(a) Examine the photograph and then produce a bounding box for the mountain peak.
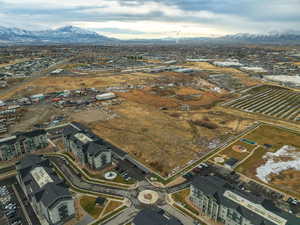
[0,25,115,44]
[55,25,97,35]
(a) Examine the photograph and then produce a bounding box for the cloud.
[0,0,299,38]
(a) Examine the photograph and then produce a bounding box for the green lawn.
[80,196,104,219]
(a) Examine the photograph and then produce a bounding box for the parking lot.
[0,177,40,225]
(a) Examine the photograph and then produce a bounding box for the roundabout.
[137,190,159,205]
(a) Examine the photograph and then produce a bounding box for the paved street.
[161,205,196,225]
[102,207,138,225]
[48,155,199,224]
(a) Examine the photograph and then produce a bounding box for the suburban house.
[132,207,183,225]
[0,129,48,161]
[16,154,75,225]
[190,175,298,225]
[62,122,113,170]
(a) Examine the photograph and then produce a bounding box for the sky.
[0,0,300,39]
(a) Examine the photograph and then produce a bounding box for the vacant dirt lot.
[89,88,253,176]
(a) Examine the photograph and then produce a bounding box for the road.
[48,155,197,224]
[102,207,138,225]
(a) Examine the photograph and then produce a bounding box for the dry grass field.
[89,88,253,176]
[1,69,255,176]
[232,125,300,198]
[1,73,161,99]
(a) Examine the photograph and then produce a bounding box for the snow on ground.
[256,145,300,183]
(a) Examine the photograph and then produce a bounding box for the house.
[62,122,113,170]
[132,207,183,225]
[190,175,298,225]
[16,155,75,225]
[224,157,239,170]
[0,129,48,161]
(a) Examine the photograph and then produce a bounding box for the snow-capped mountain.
[222,31,300,43]
[0,26,116,44]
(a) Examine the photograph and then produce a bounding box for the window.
[58,204,69,220]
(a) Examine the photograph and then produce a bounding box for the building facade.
[16,155,75,225]
[190,175,298,225]
[62,122,113,170]
[0,129,48,161]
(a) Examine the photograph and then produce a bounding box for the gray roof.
[36,182,72,208]
[224,157,239,167]
[86,142,109,156]
[192,175,299,225]
[0,129,46,145]
[133,208,182,225]
[17,154,72,209]
[64,122,127,158]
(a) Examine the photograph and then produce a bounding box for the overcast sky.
[1,0,300,39]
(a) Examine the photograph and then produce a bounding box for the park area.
[211,124,300,199]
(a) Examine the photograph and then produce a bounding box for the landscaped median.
[47,152,136,189]
[80,195,105,219]
[90,205,127,225]
[51,160,124,200]
[52,161,129,224]
[79,194,126,225]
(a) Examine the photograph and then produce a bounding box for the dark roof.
[19,129,46,137]
[86,142,109,156]
[0,129,46,145]
[65,122,127,159]
[224,157,239,167]
[36,182,72,208]
[16,154,48,171]
[95,197,106,205]
[192,175,299,225]
[133,208,182,225]
[17,154,72,209]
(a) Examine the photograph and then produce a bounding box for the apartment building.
[16,155,75,225]
[190,175,298,225]
[62,122,113,170]
[0,129,48,160]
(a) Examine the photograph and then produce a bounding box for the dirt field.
[1,69,255,176]
[89,88,253,176]
[1,73,161,99]
[71,109,111,123]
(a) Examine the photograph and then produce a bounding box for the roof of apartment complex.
[0,129,46,145]
[63,122,127,158]
[16,154,72,209]
[133,208,183,225]
[192,175,299,225]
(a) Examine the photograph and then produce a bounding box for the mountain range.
[0,25,300,45]
[0,26,115,45]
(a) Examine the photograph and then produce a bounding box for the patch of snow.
[256,145,300,183]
